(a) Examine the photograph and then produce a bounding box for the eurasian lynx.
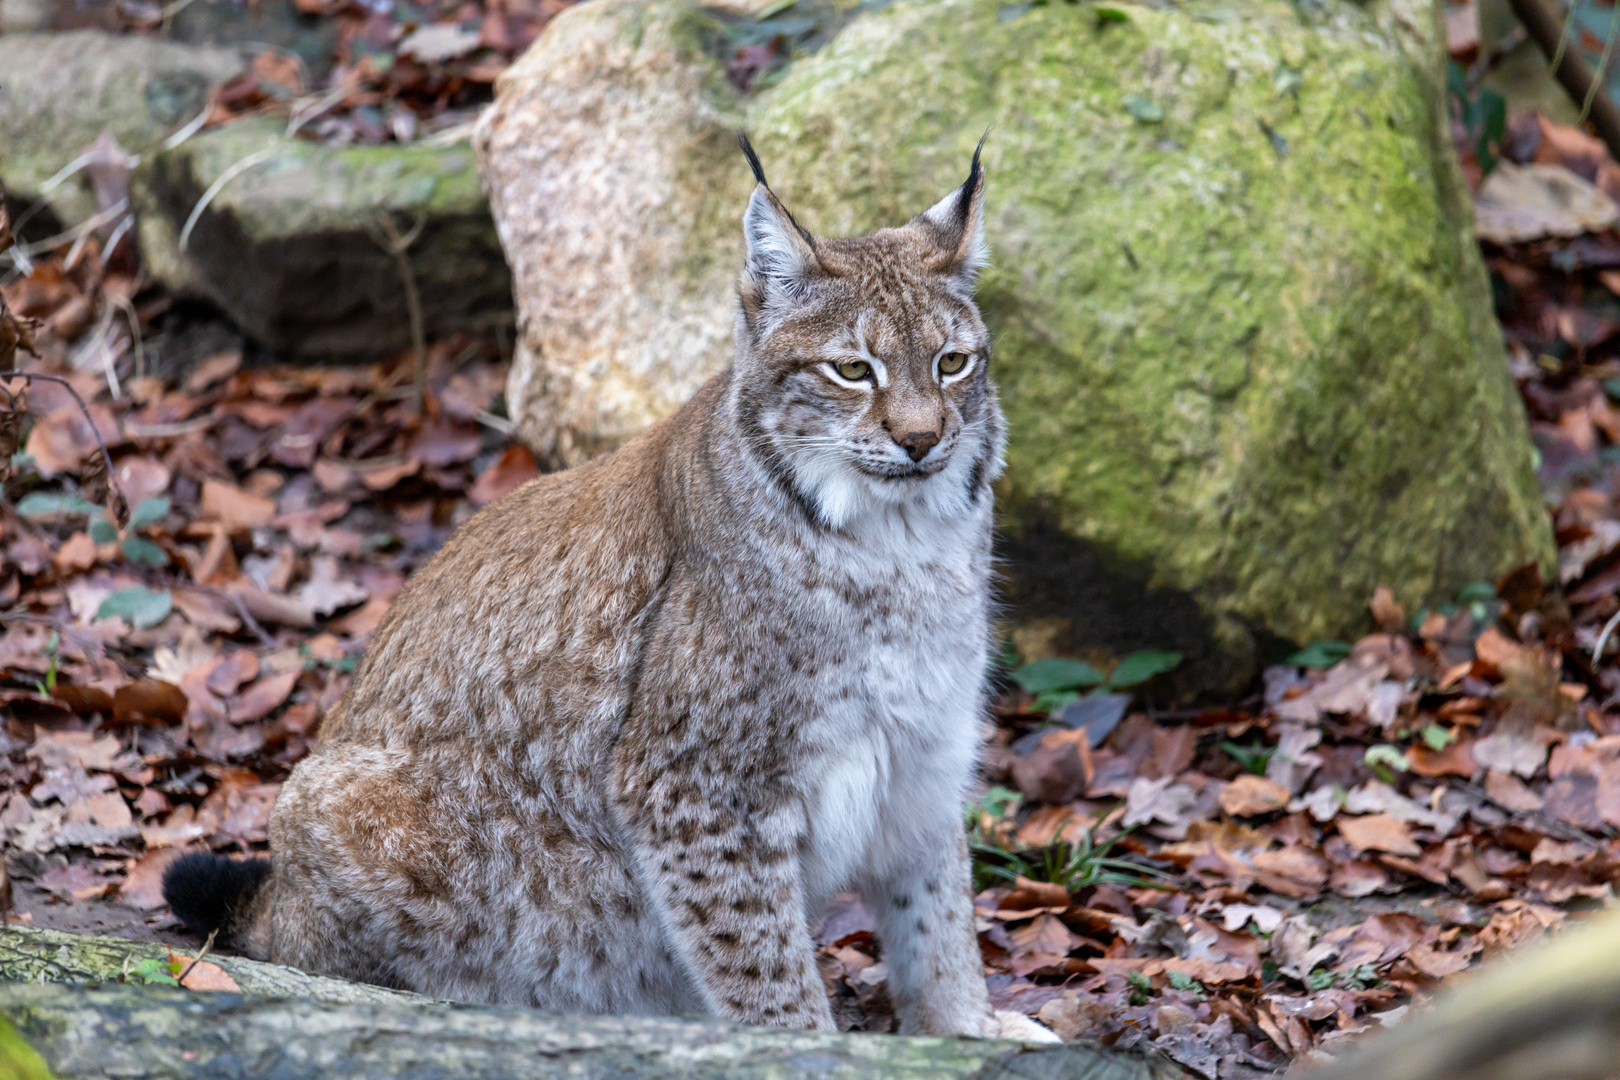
[165,137,1051,1040]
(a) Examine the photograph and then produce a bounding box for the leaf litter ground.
[10,88,1620,1080]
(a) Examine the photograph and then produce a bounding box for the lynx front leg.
[866,828,997,1037]
[616,777,834,1031]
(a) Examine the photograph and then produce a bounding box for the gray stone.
[0,30,244,225]
[133,117,512,360]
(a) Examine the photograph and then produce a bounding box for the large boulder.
[134,118,512,361]
[476,0,1553,689]
[0,31,243,224]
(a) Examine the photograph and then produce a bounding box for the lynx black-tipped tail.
[161,852,271,950]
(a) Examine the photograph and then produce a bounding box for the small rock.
[134,118,512,361]
[0,31,244,225]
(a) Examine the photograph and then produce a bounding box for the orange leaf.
[168,951,241,992]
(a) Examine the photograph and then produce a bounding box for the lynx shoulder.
[164,136,1049,1040]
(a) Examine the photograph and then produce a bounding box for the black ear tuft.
[953,129,989,226]
[737,131,768,187]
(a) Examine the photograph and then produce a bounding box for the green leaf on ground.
[119,537,169,568]
[96,587,172,629]
[1108,650,1182,688]
[1011,657,1106,694]
[1286,640,1352,668]
[128,496,171,530]
[14,492,100,518]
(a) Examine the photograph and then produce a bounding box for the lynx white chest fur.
[164,137,1052,1041]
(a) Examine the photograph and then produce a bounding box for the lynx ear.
[920,137,988,283]
[742,185,818,303]
[737,133,819,316]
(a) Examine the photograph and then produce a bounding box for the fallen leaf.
[470,445,538,505]
[1337,813,1421,857]
[296,555,370,617]
[169,951,241,992]
[118,847,183,910]
[1012,728,1093,804]
[1219,774,1291,817]
[226,671,299,724]
[1474,162,1619,243]
[53,532,97,572]
[1122,776,1201,839]
[201,480,277,532]
[111,679,187,726]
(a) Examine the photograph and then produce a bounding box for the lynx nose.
[895,429,941,462]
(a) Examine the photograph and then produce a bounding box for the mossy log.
[0,926,1178,1080]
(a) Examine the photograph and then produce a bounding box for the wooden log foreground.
[0,926,1182,1080]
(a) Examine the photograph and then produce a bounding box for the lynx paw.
[993,1010,1063,1044]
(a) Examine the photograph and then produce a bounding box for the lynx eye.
[835,360,872,381]
[939,352,970,376]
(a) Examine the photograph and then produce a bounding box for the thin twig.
[220,589,277,648]
[1511,0,1620,160]
[106,292,147,381]
[0,370,123,513]
[1582,0,1620,123]
[370,210,429,414]
[1593,607,1620,664]
[176,927,219,986]
[179,149,276,252]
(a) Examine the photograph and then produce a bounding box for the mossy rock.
[133,117,512,361]
[0,31,243,225]
[482,0,1553,691]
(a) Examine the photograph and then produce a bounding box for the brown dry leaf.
[1010,877,1070,909]
[1008,912,1081,957]
[1407,738,1478,778]
[1122,776,1202,839]
[1369,586,1405,632]
[225,580,315,628]
[1477,900,1565,954]
[1251,845,1329,898]
[53,532,98,573]
[118,847,183,910]
[206,651,259,697]
[169,951,242,992]
[1484,768,1545,812]
[184,351,242,393]
[1403,941,1477,979]
[201,480,277,532]
[1474,162,1618,243]
[51,684,114,717]
[1336,913,1431,970]
[296,555,370,617]
[1331,859,1390,898]
[1337,814,1421,857]
[226,671,299,724]
[1016,804,1085,848]
[111,679,187,726]
[1471,731,1549,777]
[1474,626,1527,669]
[113,456,172,507]
[27,730,122,772]
[470,444,539,505]
[1012,728,1093,805]
[1219,774,1291,817]
[65,790,133,829]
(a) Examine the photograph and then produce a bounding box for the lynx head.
[729,136,1005,531]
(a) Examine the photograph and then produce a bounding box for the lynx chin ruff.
[164,137,1053,1041]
